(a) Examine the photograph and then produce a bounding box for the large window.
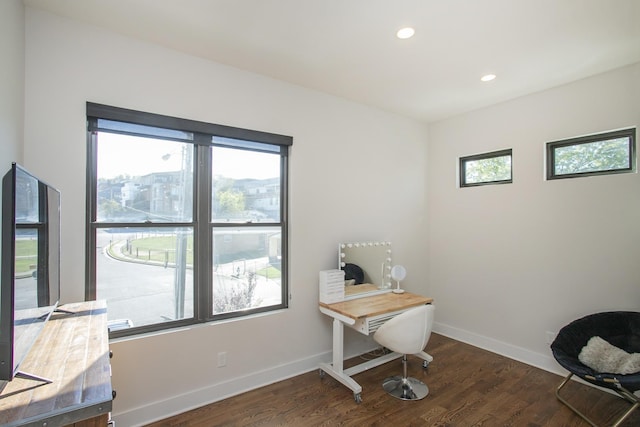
[546,128,636,180]
[86,103,292,337]
[459,149,512,187]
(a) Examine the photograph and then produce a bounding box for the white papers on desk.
[319,269,345,303]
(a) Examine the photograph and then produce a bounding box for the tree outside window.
[460,149,512,187]
[86,103,291,337]
[547,128,636,180]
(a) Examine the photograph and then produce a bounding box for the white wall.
[20,4,640,426]
[0,0,23,167]
[428,63,640,372]
[0,0,25,272]
[23,8,429,426]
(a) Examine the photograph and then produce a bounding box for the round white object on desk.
[391,265,406,293]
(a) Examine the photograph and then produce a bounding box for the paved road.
[96,230,282,328]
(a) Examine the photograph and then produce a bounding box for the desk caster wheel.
[354,393,362,404]
[319,369,325,378]
[422,360,429,369]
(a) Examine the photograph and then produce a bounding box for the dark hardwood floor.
[146,333,640,426]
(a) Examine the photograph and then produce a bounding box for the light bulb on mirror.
[390,265,406,294]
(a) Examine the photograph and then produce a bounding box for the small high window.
[546,128,636,180]
[459,149,512,187]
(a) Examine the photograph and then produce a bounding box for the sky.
[97,132,279,180]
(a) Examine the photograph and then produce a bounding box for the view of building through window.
[92,130,285,332]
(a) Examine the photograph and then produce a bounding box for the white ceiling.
[24,0,640,123]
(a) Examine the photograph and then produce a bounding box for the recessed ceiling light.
[481,74,497,82]
[396,27,415,39]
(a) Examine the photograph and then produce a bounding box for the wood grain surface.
[0,300,112,427]
[146,333,640,427]
[320,291,433,319]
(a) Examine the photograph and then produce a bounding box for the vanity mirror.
[338,241,392,299]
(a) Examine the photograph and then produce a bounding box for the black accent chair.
[551,311,640,427]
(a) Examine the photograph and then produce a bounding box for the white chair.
[373,304,435,400]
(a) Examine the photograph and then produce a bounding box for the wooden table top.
[344,283,378,296]
[319,291,433,320]
[0,300,112,427]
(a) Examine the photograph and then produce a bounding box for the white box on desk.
[319,269,345,303]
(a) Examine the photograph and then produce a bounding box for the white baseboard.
[112,322,571,426]
[432,321,565,376]
[433,322,631,398]
[111,351,331,427]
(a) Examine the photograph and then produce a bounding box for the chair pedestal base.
[382,375,429,400]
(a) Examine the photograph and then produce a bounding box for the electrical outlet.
[217,351,227,367]
[545,331,556,345]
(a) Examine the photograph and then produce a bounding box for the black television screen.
[0,163,60,382]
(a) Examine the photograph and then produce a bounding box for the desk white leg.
[318,318,363,400]
[332,317,343,372]
[318,363,363,398]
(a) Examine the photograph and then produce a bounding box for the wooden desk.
[320,292,432,320]
[0,300,113,427]
[319,291,433,402]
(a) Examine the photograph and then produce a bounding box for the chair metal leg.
[555,372,640,427]
[381,355,429,401]
[556,373,598,427]
[610,385,640,427]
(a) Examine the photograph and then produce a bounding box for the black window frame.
[85,102,292,337]
[546,128,636,180]
[459,149,513,188]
